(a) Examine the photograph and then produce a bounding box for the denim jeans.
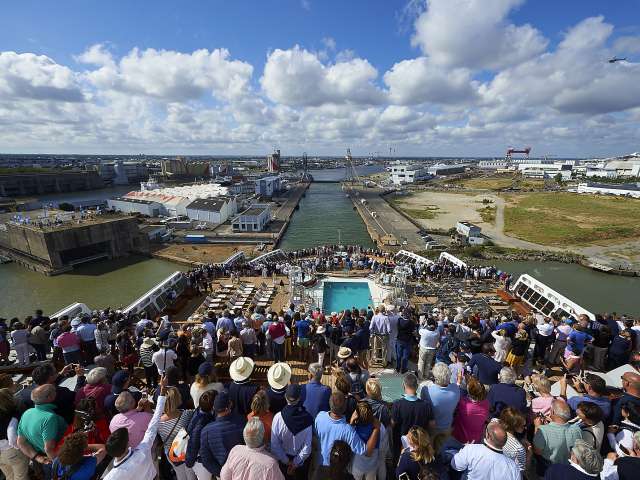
[396,341,410,373]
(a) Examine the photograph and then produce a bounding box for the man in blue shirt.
[216,311,235,334]
[199,391,245,478]
[314,391,379,472]
[468,343,502,385]
[561,374,611,418]
[295,315,312,361]
[567,327,593,355]
[302,363,330,417]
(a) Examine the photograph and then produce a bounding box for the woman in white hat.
[266,362,292,415]
[227,356,259,417]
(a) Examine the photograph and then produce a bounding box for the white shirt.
[451,443,520,480]
[370,314,390,335]
[418,327,440,349]
[270,411,313,467]
[103,396,166,480]
[190,382,224,409]
[0,417,18,451]
[538,323,554,336]
[202,332,214,352]
[152,348,177,375]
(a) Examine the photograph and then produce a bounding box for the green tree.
[58,202,75,212]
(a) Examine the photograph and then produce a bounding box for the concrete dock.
[347,186,425,251]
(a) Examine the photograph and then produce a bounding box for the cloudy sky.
[2,0,639,157]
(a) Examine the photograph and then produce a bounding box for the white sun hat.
[229,356,255,382]
[267,362,292,390]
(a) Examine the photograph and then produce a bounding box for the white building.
[428,164,466,176]
[478,160,510,170]
[255,176,281,197]
[185,197,238,224]
[390,163,431,185]
[603,159,640,177]
[517,162,573,180]
[456,221,481,238]
[107,197,163,216]
[123,183,231,217]
[576,182,640,199]
[585,169,618,179]
[232,204,271,232]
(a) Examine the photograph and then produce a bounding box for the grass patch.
[477,205,496,223]
[444,175,545,191]
[503,192,640,246]
[390,198,441,220]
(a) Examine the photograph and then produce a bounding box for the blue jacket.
[199,414,245,476]
[302,381,331,418]
[185,409,215,468]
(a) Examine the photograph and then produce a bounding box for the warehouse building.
[184,197,237,224]
[390,163,432,185]
[232,204,271,232]
[576,182,640,199]
[255,176,281,198]
[107,197,163,216]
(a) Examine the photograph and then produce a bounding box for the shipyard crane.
[344,148,362,186]
[506,146,531,159]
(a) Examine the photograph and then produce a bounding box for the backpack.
[168,427,189,464]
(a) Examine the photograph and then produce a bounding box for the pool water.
[322,281,373,313]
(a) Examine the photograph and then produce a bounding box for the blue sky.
[1,0,639,156]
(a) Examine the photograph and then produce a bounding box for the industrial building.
[517,162,573,180]
[107,197,163,216]
[390,163,432,185]
[122,183,231,218]
[267,149,281,173]
[0,214,149,275]
[185,197,237,224]
[161,157,210,178]
[255,176,281,198]
[576,182,640,199]
[97,161,149,185]
[428,164,467,176]
[455,221,485,245]
[0,171,104,197]
[232,204,271,232]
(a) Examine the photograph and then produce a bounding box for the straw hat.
[142,337,156,347]
[229,356,255,382]
[316,325,326,334]
[267,362,292,390]
[337,347,352,359]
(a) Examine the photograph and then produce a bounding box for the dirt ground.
[153,243,264,264]
[394,190,500,231]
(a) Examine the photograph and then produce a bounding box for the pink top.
[110,410,153,448]
[56,332,81,351]
[452,396,490,443]
[531,395,563,416]
[220,445,284,480]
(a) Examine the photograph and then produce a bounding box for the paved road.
[481,197,563,252]
[351,187,425,250]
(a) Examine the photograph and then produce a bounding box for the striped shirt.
[139,345,155,367]
[503,433,526,471]
[158,409,194,453]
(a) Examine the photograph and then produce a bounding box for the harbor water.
[0,256,187,318]
[491,260,640,316]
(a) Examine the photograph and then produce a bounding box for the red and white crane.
[506,146,531,159]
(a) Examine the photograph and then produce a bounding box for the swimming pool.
[322,281,373,313]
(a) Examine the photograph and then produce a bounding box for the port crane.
[505,146,531,159]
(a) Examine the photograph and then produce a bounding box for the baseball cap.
[213,391,231,411]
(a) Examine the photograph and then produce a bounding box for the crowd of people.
[0,251,639,479]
